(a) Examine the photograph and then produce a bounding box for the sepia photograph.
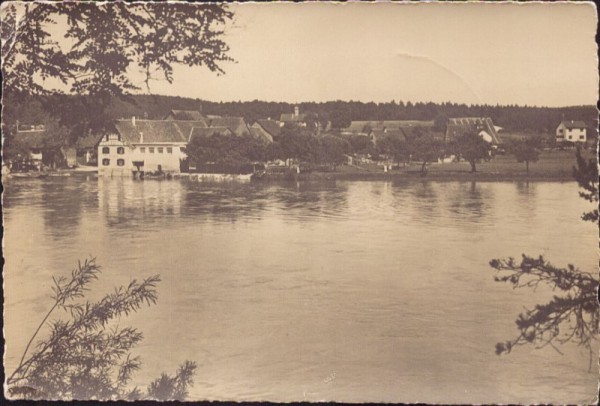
[1,1,598,403]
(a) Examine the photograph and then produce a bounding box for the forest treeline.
[9,93,598,134]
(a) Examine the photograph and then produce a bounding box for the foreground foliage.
[7,258,197,400]
[489,148,598,368]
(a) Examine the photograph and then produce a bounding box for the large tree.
[410,133,444,176]
[509,137,542,173]
[1,2,234,136]
[452,133,492,172]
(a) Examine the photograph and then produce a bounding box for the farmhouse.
[555,120,586,143]
[98,117,193,176]
[445,117,500,144]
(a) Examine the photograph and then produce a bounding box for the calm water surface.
[3,177,598,403]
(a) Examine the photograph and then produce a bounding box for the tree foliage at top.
[489,148,599,368]
[1,2,233,97]
[6,258,197,401]
[1,1,234,142]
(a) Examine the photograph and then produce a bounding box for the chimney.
[294,106,299,117]
[143,111,148,119]
[132,116,136,127]
[140,131,143,144]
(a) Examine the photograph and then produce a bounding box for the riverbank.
[262,150,587,182]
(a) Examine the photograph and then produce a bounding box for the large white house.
[98,117,205,176]
[556,120,587,143]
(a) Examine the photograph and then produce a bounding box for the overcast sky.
[10,2,598,107]
[137,2,598,107]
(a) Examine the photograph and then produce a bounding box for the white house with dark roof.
[98,117,193,176]
[556,120,587,143]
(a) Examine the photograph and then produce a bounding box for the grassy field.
[297,150,595,182]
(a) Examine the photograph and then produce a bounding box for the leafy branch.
[490,255,598,366]
[7,257,197,401]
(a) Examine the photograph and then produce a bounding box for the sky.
[136,2,598,107]
[4,1,598,107]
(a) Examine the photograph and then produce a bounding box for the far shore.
[261,150,586,183]
[7,150,590,183]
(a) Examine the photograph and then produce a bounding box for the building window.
[158,147,164,153]
[580,135,585,140]
[117,147,125,154]
[117,159,125,166]
[180,147,187,153]
[140,147,146,153]
[167,147,172,154]
[102,158,110,166]
[102,147,110,154]
[149,147,155,153]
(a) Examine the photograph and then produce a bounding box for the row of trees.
[185,127,502,175]
[185,126,550,175]
[186,128,350,169]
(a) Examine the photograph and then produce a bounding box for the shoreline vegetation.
[5,150,586,183]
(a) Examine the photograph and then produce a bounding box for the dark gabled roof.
[171,120,209,140]
[348,120,434,133]
[76,133,103,149]
[114,120,188,144]
[189,127,233,142]
[560,120,587,129]
[248,126,273,144]
[256,119,282,138]
[165,110,205,121]
[280,113,307,122]
[208,117,249,136]
[446,117,500,144]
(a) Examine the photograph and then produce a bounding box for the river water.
[3,177,598,403]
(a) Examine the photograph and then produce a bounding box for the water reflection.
[3,177,597,404]
[446,182,494,224]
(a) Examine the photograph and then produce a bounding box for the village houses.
[555,120,587,144]
[97,110,269,176]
